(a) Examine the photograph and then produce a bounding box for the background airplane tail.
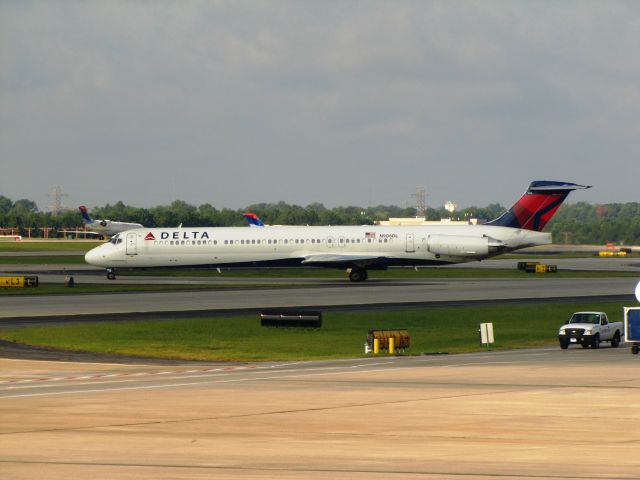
[243,212,265,227]
[79,206,94,224]
[487,181,590,231]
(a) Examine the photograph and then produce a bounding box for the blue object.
[627,309,640,341]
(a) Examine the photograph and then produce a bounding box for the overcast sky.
[1,1,639,212]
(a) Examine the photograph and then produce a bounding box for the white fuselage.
[85,224,551,269]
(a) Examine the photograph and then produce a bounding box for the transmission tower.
[411,186,427,218]
[47,186,68,214]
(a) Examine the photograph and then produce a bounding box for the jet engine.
[427,234,505,257]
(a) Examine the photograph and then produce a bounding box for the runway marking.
[0,359,398,388]
[0,363,426,398]
[1,361,400,393]
[2,359,637,400]
[0,364,257,385]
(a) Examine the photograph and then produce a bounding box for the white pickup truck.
[558,311,623,349]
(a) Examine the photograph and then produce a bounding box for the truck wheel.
[632,345,639,355]
[591,334,600,349]
[611,332,620,348]
[559,340,569,350]
[581,341,590,349]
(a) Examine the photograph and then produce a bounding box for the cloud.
[1,1,639,210]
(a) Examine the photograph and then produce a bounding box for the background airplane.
[79,205,143,236]
[85,181,590,281]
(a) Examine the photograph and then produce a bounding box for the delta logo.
[144,231,212,240]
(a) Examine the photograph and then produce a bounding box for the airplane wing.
[58,229,102,236]
[301,254,388,268]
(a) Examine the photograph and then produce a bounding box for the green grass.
[0,241,101,252]
[0,301,625,361]
[0,255,87,264]
[0,282,293,296]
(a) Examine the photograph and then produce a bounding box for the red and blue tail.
[79,205,94,225]
[243,212,265,227]
[487,181,590,231]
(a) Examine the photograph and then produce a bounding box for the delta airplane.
[79,205,143,237]
[85,181,589,281]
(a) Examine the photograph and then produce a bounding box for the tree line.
[0,195,638,244]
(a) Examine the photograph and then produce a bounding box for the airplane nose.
[84,247,105,266]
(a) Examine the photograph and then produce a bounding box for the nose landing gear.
[106,268,116,280]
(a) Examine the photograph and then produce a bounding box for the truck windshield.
[569,313,600,324]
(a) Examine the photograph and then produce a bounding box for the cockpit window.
[109,234,121,245]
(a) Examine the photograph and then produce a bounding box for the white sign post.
[479,322,494,349]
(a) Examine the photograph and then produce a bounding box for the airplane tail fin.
[79,205,94,225]
[243,212,265,227]
[487,181,591,231]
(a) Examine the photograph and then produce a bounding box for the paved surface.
[1,347,639,479]
[1,277,638,320]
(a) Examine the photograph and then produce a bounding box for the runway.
[1,347,639,479]
[1,277,638,320]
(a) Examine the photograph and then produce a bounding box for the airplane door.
[406,233,415,253]
[126,233,137,255]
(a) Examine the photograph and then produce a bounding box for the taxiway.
[1,347,639,479]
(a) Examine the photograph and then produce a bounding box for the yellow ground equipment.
[366,329,410,353]
[534,264,557,273]
[0,275,39,288]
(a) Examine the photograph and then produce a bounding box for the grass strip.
[0,256,87,264]
[0,301,626,361]
[0,283,294,296]
[0,241,101,252]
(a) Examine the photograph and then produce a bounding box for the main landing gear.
[348,267,368,282]
[106,268,116,280]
